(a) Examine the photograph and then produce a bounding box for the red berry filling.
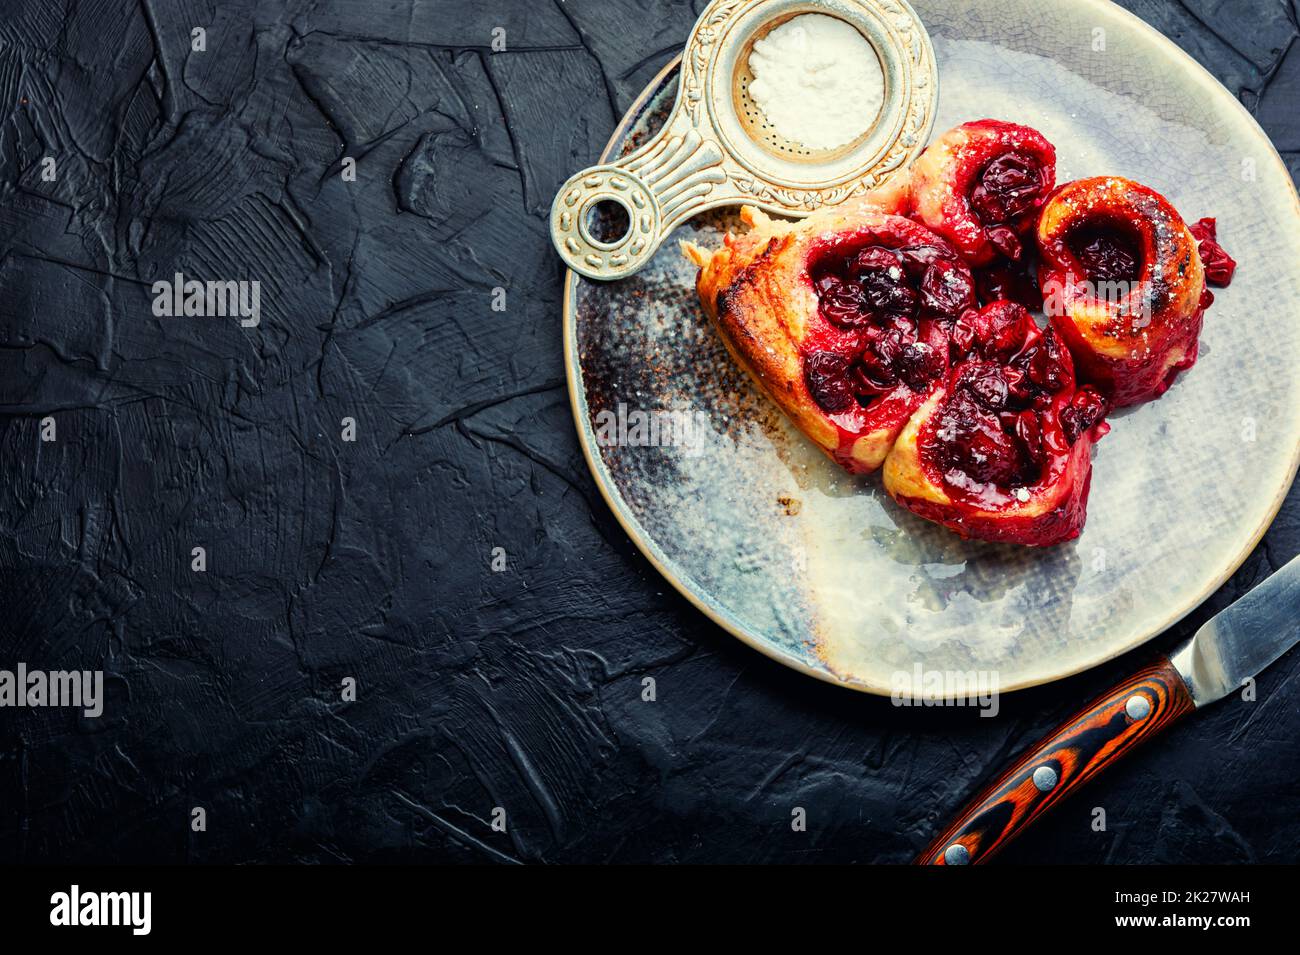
[975,258,1042,310]
[923,303,1106,503]
[1059,388,1108,445]
[1189,217,1236,287]
[951,299,1031,362]
[802,351,855,413]
[968,152,1049,259]
[802,240,973,414]
[933,383,1034,488]
[1067,225,1142,285]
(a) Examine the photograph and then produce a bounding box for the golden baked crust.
[1037,176,1206,406]
[679,178,928,471]
[884,389,1076,520]
[682,205,834,453]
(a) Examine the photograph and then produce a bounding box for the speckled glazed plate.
[564,0,1300,695]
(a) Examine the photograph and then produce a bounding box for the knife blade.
[917,552,1300,865]
[1170,552,1300,706]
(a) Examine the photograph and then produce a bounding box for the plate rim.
[561,5,1300,697]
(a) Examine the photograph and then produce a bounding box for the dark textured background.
[0,0,1296,865]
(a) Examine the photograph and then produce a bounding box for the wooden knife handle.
[916,657,1196,865]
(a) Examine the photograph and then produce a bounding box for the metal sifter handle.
[550,114,728,282]
[548,0,938,283]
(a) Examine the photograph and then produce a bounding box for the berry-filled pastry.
[682,195,975,473]
[883,302,1109,546]
[909,120,1057,266]
[676,120,1236,548]
[1037,176,1214,407]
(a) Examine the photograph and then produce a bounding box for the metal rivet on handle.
[1032,765,1058,792]
[944,843,970,865]
[1125,694,1151,720]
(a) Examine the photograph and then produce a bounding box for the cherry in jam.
[919,260,977,319]
[1189,217,1236,287]
[803,351,855,413]
[951,300,1028,362]
[933,387,1032,488]
[1060,388,1108,445]
[804,241,972,414]
[895,340,945,391]
[1067,226,1141,284]
[970,154,1047,224]
[968,152,1048,259]
[926,303,1103,498]
[856,248,917,317]
[814,276,873,329]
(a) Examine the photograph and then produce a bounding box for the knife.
[917,552,1300,865]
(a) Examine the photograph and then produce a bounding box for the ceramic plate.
[564,0,1300,695]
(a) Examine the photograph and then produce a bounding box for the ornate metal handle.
[550,0,939,282]
[551,118,727,282]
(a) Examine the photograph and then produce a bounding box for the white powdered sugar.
[747,14,885,151]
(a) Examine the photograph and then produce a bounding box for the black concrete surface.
[0,0,1296,864]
